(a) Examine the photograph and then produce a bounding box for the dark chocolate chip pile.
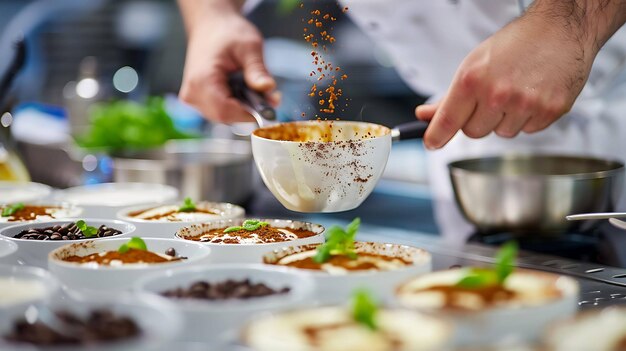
[4,309,140,346]
[161,279,291,301]
[13,222,122,241]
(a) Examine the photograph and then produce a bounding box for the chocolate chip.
[164,248,176,257]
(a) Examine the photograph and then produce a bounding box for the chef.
[176,0,626,242]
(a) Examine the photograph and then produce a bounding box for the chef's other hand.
[178,0,279,123]
[416,0,626,149]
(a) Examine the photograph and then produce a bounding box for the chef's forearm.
[177,0,246,33]
[528,0,626,57]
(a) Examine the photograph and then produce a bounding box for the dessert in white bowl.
[55,182,178,218]
[117,197,244,238]
[0,219,135,268]
[0,182,51,204]
[48,237,211,291]
[395,243,579,346]
[544,307,626,351]
[242,290,452,351]
[176,218,325,263]
[0,265,59,319]
[0,290,182,351]
[135,264,313,343]
[0,202,82,230]
[263,218,431,304]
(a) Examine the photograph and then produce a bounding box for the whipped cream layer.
[397,269,568,311]
[244,306,449,351]
[0,278,47,306]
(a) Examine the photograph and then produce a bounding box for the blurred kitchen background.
[0,0,436,233]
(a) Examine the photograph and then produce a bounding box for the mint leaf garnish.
[313,217,360,264]
[455,241,518,288]
[352,289,378,331]
[178,197,197,212]
[1,203,24,217]
[118,237,147,253]
[224,219,269,233]
[76,220,98,238]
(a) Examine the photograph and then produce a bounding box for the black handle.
[392,120,429,141]
[228,72,276,121]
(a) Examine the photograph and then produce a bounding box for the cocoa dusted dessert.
[267,218,411,273]
[396,242,562,311]
[1,203,80,223]
[161,279,290,301]
[126,197,221,222]
[4,309,140,346]
[243,290,450,351]
[13,220,122,241]
[61,237,185,267]
[183,219,317,244]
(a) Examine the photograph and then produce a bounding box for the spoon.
[565,212,626,221]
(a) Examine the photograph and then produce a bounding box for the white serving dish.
[0,238,18,265]
[55,182,178,218]
[48,237,212,292]
[135,264,314,343]
[176,219,325,263]
[251,121,392,212]
[241,306,452,351]
[0,181,52,204]
[117,201,245,238]
[544,306,626,351]
[0,202,83,231]
[263,241,432,304]
[0,291,182,351]
[0,264,59,320]
[0,219,135,268]
[395,268,580,346]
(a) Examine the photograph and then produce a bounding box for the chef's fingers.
[415,103,438,122]
[494,93,535,137]
[180,67,255,123]
[266,90,282,108]
[423,89,477,149]
[232,41,276,93]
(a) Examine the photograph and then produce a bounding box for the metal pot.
[449,155,625,236]
[112,138,255,204]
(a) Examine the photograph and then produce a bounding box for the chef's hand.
[415,0,626,149]
[178,0,278,123]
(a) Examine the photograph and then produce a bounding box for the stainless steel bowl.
[449,155,625,236]
[113,139,255,204]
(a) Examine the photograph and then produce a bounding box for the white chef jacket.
[339,0,626,242]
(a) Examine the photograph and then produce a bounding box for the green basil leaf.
[456,268,498,288]
[312,218,361,264]
[178,197,197,212]
[119,237,147,253]
[1,203,24,217]
[495,241,518,284]
[313,245,332,264]
[352,289,378,331]
[223,226,243,233]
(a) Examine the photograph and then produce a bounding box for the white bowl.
[0,202,83,231]
[0,219,135,268]
[55,182,179,218]
[49,237,212,292]
[251,121,391,212]
[0,181,52,204]
[116,201,245,238]
[241,306,453,351]
[544,307,626,351]
[0,238,18,265]
[263,241,432,304]
[0,264,60,320]
[176,219,325,263]
[395,269,580,346]
[0,290,182,351]
[135,264,314,343]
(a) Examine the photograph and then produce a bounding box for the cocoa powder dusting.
[187,226,316,244]
[278,252,411,271]
[128,207,217,221]
[3,205,61,222]
[417,285,517,310]
[63,249,181,265]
